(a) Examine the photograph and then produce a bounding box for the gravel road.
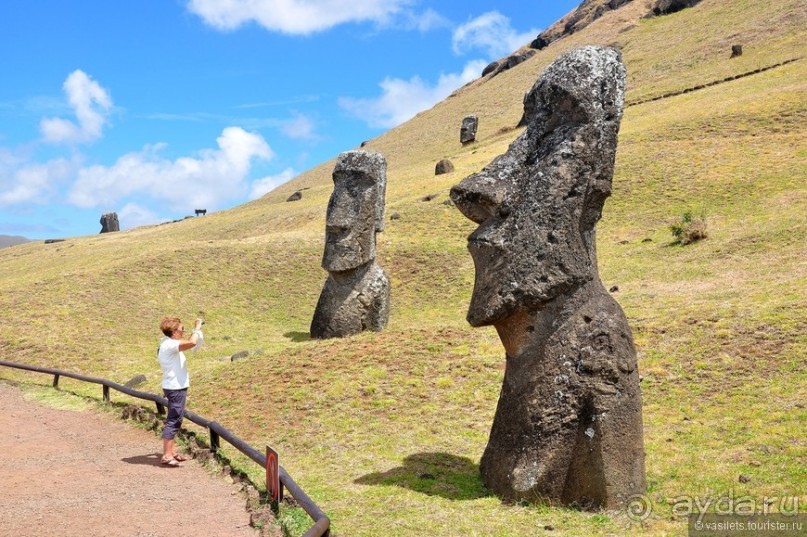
[0,381,259,537]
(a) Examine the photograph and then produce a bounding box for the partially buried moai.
[310,151,390,339]
[450,46,645,508]
[99,212,119,233]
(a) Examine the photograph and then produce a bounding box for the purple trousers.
[161,388,187,440]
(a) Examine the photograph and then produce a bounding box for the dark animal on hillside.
[195,209,207,216]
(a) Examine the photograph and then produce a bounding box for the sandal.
[172,453,190,462]
[161,457,180,467]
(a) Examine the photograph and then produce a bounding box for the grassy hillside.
[1,0,804,535]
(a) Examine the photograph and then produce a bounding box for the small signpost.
[266,445,283,507]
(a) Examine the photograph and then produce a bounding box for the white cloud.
[68,127,273,213]
[249,168,297,200]
[452,11,538,59]
[401,7,450,32]
[338,60,486,129]
[0,157,75,207]
[117,202,163,230]
[281,113,316,140]
[187,0,411,35]
[40,70,113,144]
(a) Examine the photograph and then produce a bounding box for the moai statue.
[99,212,119,233]
[450,46,645,509]
[310,151,390,339]
[460,115,478,144]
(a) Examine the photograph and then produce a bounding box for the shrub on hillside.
[670,210,708,245]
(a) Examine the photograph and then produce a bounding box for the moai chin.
[310,150,390,339]
[450,46,645,509]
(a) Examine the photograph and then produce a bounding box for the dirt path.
[0,381,259,537]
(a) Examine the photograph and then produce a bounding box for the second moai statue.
[310,151,390,339]
[460,115,478,144]
[450,46,645,509]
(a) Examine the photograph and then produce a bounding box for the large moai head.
[450,46,626,327]
[322,150,387,273]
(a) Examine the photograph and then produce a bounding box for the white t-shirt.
[158,337,189,390]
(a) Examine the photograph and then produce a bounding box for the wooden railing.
[0,359,330,537]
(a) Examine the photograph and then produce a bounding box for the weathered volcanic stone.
[483,50,537,79]
[435,159,455,175]
[450,46,645,509]
[530,0,636,51]
[460,115,478,144]
[649,0,701,16]
[99,212,119,233]
[311,151,390,339]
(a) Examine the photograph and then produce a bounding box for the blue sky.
[0,0,580,239]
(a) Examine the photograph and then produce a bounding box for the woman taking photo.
[157,316,203,467]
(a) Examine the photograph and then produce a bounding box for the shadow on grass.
[355,452,492,501]
[283,331,311,343]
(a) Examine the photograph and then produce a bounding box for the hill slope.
[0,235,31,249]
[1,0,804,535]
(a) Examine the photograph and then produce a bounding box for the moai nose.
[450,172,507,225]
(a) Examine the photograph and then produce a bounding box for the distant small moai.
[99,212,119,233]
[450,46,645,509]
[730,44,743,58]
[310,151,390,339]
[460,115,478,144]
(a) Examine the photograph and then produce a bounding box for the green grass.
[1,0,805,535]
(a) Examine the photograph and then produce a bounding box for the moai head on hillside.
[99,212,120,233]
[450,46,626,328]
[322,151,387,273]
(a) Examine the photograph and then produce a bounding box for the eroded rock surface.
[460,115,478,144]
[100,212,119,233]
[311,151,390,339]
[450,46,645,509]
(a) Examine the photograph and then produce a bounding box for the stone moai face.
[451,46,626,327]
[322,151,387,273]
[460,115,478,144]
[450,46,644,509]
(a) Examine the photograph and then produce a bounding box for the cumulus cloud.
[187,0,411,35]
[338,60,486,129]
[68,127,273,213]
[249,168,297,200]
[452,11,538,59]
[117,202,162,229]
[40,70,113,144]
[0,156,75,207]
